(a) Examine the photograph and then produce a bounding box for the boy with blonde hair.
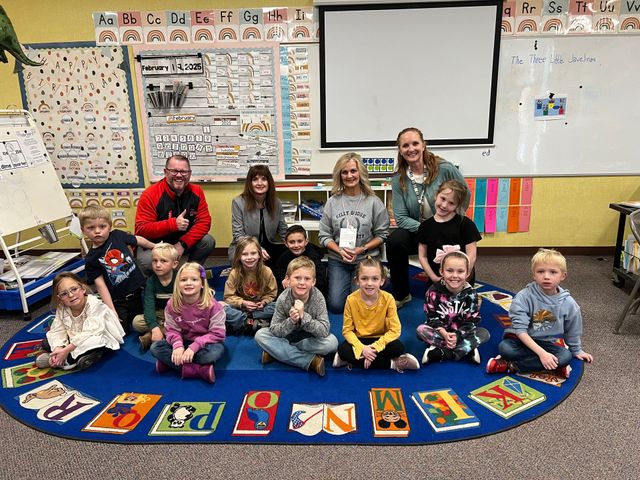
[487,248,593,378]
[80,205,155,333]
[255,256,338,376]
[132,243,179,350]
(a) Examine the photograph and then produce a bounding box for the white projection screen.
[319,1,502,148]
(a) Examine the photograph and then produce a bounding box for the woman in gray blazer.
[228,165,287,267]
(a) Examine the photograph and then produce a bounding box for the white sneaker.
[332,352,348,368]
[422,346,436,364]
[392,353,420,373]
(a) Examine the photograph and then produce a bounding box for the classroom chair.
[614,209,640,334]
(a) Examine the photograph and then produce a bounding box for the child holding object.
[417,179,480,287]
[417,249,490,365]
[223,236,278,334]
[487,248,593,378]
[333,257,419,373]
[150,262,226,384]
[255,256,338,376]
[35,272,124,371]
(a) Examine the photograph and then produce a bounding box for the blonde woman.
[318,153,389,313]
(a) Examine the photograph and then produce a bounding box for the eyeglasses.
[57,285,83,299]
[165,168,191,176]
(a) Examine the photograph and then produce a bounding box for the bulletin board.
[18,42,144,188]
[132,42,285,181]
[0,111,71,236]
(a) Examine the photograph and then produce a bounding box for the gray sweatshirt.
[318,193,389,262]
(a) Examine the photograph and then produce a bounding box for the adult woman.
[387,127,468,308]
[228,165,287,268]
[319,153,390,313]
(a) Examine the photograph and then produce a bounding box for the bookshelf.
[276,183,393,231]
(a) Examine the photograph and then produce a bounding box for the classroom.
[0,0,639,478]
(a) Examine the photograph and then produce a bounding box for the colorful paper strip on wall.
[466,177,533,233]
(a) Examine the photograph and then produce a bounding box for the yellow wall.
[1,1,638,250]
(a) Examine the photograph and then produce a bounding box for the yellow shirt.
[342,289,401,359]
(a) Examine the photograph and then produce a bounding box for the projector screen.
[319,1,502,148]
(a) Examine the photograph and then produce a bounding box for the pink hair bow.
[433,244,461,264]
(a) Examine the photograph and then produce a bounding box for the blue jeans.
[498,336,572,372]
[327,258,358,313]
[255,329,338,370]
[150,339,224,371]
[224,302,276,332]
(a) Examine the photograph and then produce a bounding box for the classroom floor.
[0,254,638,479]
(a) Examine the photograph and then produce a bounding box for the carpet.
[0,266,583,444]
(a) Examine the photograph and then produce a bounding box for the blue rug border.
[0,266,585,445]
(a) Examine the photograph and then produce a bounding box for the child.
[223,236,278,334]
[487,248,594,378]
[80,205,155,333]
[273,225,328,295]
[132,243,179,351]
[150,262,225,383]
[417,250,490,364]
[417,179,481,286]
[333,256,420,372]
[35,272,124,371]
[255,256,338,376]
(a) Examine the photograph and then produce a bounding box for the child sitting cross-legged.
[487,248,593,378]
[417,248,490,365]
[333,256,420,373]
[255,256,338,376]
[151,262,226,384]
[132,242,179,351]
[223,236,277,335]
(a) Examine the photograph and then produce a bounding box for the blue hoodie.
[506,281,584,356]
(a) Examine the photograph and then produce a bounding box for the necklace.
[407,165,427,220]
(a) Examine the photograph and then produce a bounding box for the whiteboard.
[319,1,501,147]
[299,34,640,177]
[0,111,72,236]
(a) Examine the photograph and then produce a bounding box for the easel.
[0,109,85,320]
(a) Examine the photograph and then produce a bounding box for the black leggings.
[337,337,405,369]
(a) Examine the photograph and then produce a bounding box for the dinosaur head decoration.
[0,5,44,67]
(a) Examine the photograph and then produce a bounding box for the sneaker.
[308,355,325,377]
[486,355,511,374]
[395,294,412,309]
[421,346,444,365]
[35,353,50,369]
[554,365,572,379]
[156,360,170,374]
[466,348,481,365]
[76,351,103,371]
[261,350,274,364]
[332,352,348,368]
[392,353,420,373]
[138,332,152,352]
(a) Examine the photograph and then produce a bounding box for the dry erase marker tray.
[0,258,85,311]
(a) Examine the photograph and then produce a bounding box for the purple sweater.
[164,298,226,353]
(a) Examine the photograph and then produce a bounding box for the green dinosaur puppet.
[0,5,44,66]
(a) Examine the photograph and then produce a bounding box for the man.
[135,155,215,273]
